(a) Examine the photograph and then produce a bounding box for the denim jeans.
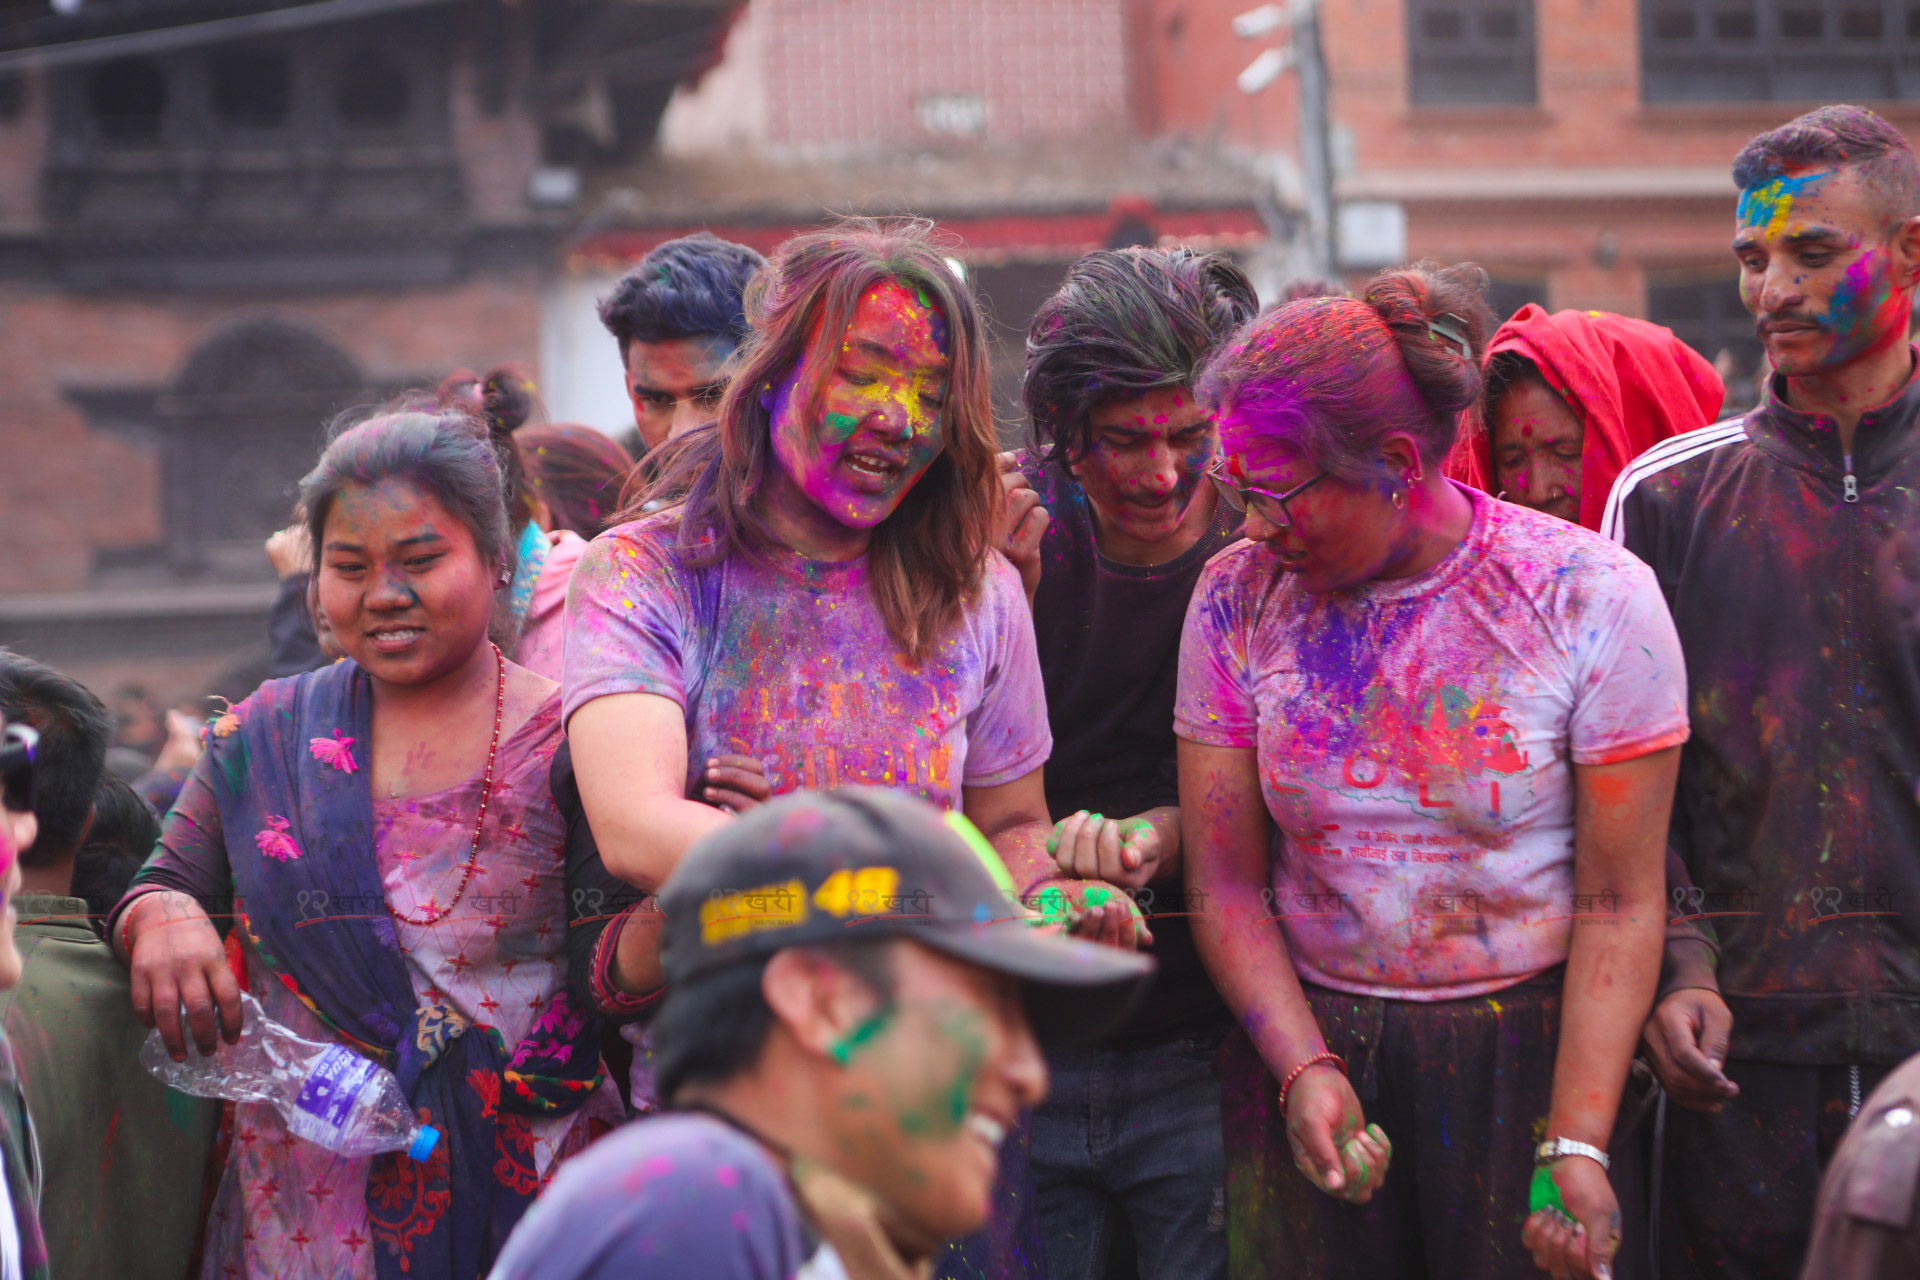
[1030,1036,1228,1280]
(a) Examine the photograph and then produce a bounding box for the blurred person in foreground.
[1180,265,1686,1280]
[1799,1047,1920,1279]
[999,246,1256,1280]
[1605,105,1920,1280]
[0,652,217,1280]
[512,422,635,680]
[598,232,766,456]
[1447,306,1725,530]
[490,789,1152,1280]
[0,712,45,1280]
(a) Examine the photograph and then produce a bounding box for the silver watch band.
[1535,1138,1610,1170]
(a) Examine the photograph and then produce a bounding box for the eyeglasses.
[1206,458,1327,531]
[1,723,37,815]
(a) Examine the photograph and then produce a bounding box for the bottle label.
[292,1046,380,1139]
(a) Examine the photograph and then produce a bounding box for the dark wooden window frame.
[1407,0,1538,106]
[1642,0,1920,102]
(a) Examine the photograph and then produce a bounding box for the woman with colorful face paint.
[564,220,1120,951]
[0,717,47,1280]
[563,221,1107,1277]
[1449,306,1725,530]
[108,410,629,1280]
[1176,263,1689,1280]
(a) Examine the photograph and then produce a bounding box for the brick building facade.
[0,0,733,699]
[1165,0,1920,367]
[551,0,1277,435]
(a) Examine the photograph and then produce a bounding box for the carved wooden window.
[156,317,366,576]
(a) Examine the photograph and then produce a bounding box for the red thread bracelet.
[1278,1050,1347,1114]
[118,892,148,960]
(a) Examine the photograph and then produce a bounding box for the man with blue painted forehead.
[490,789,1151,1280]
[1605,105,1920,1280]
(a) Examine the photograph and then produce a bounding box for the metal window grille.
[1407,0,1538,105]
[1642,0,1920,102]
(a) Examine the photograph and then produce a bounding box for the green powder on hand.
[1529,1164,1567,1217]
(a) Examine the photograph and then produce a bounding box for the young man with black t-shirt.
[998,247,1257,1280]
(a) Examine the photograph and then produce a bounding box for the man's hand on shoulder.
[995,451,1049,605]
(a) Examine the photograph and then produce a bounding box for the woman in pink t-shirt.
[563,219,1147,990]
[1177,265,1688,1280]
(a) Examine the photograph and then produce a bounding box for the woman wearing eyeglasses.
[1178,264,1688,1280]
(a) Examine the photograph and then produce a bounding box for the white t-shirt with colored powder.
[562,511,1052,812]
[1175,484,1688,1000]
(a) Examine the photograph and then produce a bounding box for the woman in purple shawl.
[110,410,642,1280]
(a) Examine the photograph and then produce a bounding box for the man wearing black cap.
[490,789,1152,1280]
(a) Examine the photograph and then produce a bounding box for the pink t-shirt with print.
[1175,484,1688,1001]
[562,511,1052,811]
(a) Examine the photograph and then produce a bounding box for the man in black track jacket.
[1606,105,1920,1280]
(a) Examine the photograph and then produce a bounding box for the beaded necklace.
[388,642,505,927]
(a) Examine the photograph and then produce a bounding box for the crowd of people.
[0,100,1914,1280]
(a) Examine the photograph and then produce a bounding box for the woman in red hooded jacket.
[1452,306,1726,529]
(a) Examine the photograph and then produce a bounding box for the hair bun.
[1363,260,1495,420]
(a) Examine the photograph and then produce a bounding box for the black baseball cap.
[659,788,1155,1046]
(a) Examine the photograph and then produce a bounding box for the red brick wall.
[0,276,544,594]
[760,0,1132,148]
[1322,0,1920,172]
[1140,0,1303,151]
[0,68,47,227]
[450,8,541,220]
[0,20,549,597]
[1145,0,1920,314]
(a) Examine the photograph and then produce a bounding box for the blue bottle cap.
[408,1126,441,1162]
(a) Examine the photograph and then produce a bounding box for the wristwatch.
[1535,1138,1610,1170]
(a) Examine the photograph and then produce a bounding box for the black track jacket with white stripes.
[1606,362,1920,1065]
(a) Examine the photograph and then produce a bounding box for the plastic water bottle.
[141,990,440,1161]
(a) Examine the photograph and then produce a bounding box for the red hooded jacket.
[1449,305,1726,530]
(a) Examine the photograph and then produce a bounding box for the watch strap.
[1535,1137,1610,1170]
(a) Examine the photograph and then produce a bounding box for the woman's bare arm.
[1181,740,1323,1080]
[567,691,730,890]
[1549,746,1678,1146]
[963,767,1149,949]
[1182,738,1389,1200]
[1526,745,1679,1280]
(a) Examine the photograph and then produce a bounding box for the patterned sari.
[159,661,615,1280]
